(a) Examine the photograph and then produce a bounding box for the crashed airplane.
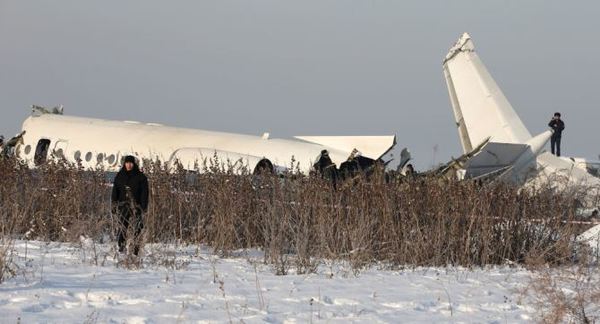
[4,105,397,175]
[443,33,600,216]
[443,32,600,250]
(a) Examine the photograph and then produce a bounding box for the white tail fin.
[443,33,531,154]
[443,34,600,212]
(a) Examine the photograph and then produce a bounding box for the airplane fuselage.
[15,111,395,174]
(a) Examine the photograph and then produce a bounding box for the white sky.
[1,0,599,168]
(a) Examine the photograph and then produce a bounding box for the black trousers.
[551,135,562,156]
[117,206,144,255]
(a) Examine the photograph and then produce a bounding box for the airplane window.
[55,148,64,158]
[24,145,31,155]
[74,151,81,161]
[85,152,92,162]
[97,153,104,164]
[107,154,116,165]
[34,139,51,166]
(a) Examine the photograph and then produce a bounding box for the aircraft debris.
[442,32,600,216]
[0,131,26,157]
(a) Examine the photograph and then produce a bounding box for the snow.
[0,240,537,323]
[578,224,600,258]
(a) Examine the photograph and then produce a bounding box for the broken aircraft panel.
[0,130,26,157]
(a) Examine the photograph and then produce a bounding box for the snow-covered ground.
[0,240,537,323]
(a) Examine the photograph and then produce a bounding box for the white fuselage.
[16,113,395,174]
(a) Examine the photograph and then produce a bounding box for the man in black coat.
[111,155,149,255]
[313,149,338,186]
[548,112,565,156]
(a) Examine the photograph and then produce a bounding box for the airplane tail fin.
[443,33,532,154]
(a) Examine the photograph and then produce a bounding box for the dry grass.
[0,238,16,283]
[523,253,600,324]
[2,155,600,320]
[0,155,594,272]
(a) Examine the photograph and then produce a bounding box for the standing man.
[314,149,338,186]
[111,155,149,256]
[548,112,565,156]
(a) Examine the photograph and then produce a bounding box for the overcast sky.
[1,1,598,169]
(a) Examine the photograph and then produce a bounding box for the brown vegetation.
[2,155,599,321]
[523,253,600,324]
[1,155,592,272]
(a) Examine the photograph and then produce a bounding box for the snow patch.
[0,240,536,323]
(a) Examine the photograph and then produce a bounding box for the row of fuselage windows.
[22,140,123,167]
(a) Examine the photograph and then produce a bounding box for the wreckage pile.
[0,156,594,271]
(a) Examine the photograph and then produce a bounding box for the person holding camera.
[548,112,565,156]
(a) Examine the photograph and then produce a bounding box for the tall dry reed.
[0,156,594,273]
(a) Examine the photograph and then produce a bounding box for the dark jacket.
[111,162,149,212]
[548,119,565,137]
